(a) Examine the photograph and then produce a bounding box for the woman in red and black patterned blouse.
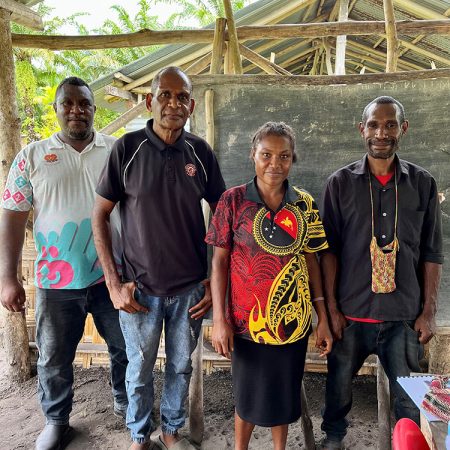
[206,122,333,450]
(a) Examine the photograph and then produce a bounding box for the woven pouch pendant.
[370,236,399,293]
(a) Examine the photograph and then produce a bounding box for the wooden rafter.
[239,43,291,75]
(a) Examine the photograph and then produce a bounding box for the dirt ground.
[0,345,379,450]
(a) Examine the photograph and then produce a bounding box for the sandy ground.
[0,345,379,450]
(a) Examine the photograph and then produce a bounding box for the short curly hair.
[250,121,297,163]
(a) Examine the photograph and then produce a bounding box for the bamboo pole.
[239,43,291,75]
[223,0,242,74]
[335,0,349,75]
[210,18,227,75]
[383,0,399,72]
[10,20,450,50]
[0,8,31,384]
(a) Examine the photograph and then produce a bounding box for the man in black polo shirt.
[92,66,225,450]
[319,96,443,450]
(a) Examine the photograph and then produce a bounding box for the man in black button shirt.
[319,96,443,450]
[92,67,225,450]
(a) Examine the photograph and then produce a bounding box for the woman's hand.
[212,319,234,359]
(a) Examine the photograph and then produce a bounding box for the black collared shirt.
[321,154,443,321]
[96,119,226,296]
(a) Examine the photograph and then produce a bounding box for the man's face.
[146,71,194,136]
[359,103,408,160]
[54,84,96,140]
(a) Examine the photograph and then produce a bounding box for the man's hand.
[109,281,149,314]
[211,319,234,359]
[0,278,26,313]
[189,279,212,320]
[328,306,347,341]
[414,312,436,344]
[315,320,333,357]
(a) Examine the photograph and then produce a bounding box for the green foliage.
[14,0,250,143]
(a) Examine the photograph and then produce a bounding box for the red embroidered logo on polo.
[185,163,197,177]
[44,154,58,163]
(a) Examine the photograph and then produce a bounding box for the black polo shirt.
[96,119,226,296]
[321,154,443,321]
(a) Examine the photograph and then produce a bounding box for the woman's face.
[252,134,294,190]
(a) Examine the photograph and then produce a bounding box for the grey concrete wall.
[191,75,450,326]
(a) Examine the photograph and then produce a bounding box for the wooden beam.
[210,18,226,75]
[104,85,138,102]
[0,0,43,30]
[398,34,425,57]
[191,68,450,87]
[398,37,450,66]
[0,8,31,383]
[239,43,291,75]
[185,51,212,75]
[11,20,450,50]
[114,72,134,84]
[335,0,349,75]
[223,0,242,74]
[383,0,399,72]
[100,100,147,135]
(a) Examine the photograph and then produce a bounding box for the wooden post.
[189,84,216,445]
[323,38,334,75]
[300,382,316,450]
[377,359,391,450]
[223,0,242,74]
[211,18,226,75]
[0,7,31,383]
[335,0,349,75]
[383,0,399,72]
[428,328,450,374]
[189,325,204,445]
[224,42,233,75]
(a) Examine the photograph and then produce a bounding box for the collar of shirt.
[47,130,106,153]
[350,154,409,180]
[144,119,186,152]
[244,176,297,206]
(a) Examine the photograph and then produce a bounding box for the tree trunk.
[0,8,31,383]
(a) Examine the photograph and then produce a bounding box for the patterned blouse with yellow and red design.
[205,178,328,346]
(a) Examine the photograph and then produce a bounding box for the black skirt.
[232,334,309,427]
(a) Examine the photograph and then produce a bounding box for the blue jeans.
[35,282,128,425]
[119,283,205,444]
[321,320,422,442]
